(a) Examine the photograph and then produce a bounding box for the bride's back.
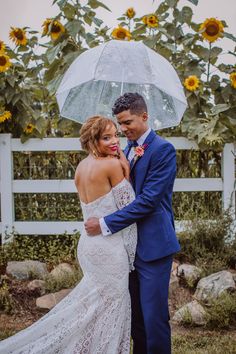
[75,155,117,204]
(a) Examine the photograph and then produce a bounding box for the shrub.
[176,211,236,274]
[0,280,14,314]
[44,266,83,293]
[206,292,236,329]
[0,233,80,272]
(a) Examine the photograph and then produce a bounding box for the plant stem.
[207,42,212,83]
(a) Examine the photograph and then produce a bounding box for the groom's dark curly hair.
[112,92,147,116]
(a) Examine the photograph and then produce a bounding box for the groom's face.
[116,109,148,141]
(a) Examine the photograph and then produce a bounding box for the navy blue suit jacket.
[104,129,180,262]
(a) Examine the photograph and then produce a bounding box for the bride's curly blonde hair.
[80,116,117,157]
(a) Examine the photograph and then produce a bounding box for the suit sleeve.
[104,143,176,234]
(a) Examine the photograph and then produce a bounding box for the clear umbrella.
[56,40,187,130]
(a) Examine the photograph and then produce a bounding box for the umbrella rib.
[93,41,109,80]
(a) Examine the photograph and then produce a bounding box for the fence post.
[222,143,235,215]
[0,134,14,244]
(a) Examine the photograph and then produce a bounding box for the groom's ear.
[142,112,148,121]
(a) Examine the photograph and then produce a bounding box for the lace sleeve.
[112,179,137,271]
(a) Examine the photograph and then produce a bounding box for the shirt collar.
[136,128,151,146]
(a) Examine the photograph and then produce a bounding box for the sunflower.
[112,26,132,41]
[24,123,35,134]
[126,8,136,19]
[230,72,236,89]
[0,40,6,52]
[9,27,27,46]
[142,14,158,28]
[42,19,65,41]
[0,111,12,123]
[0,53,11,72]
[184,75,200,91]
[199,18,224,43]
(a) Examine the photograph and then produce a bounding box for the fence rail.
[0,134,235,244]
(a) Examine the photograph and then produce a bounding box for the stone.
[171,261,179,277]
[27,279,46,295]
[50,263,74,279]
[194,270,236,304]
[6,260,48,280]
[173,300,207,326]
[177,264,202,285]
[36,289,72,310]
[169,274,179,296]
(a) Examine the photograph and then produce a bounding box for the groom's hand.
[85,217,101,236]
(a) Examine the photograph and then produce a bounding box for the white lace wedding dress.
[0,178,137,354]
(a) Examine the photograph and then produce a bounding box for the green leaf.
[210,47,222,59]
[166,0,178,7]
[209,75,220,90]
[63,3,76,20]
[88,0,111,12]
[211,104,230,115]
[224,32,236,42]
[156,3,169,14]
[46,42,64,64]
[181,6,193,25]
[93,17,103,27]
[65,20,82,39]
[186,0,198,5]
[192,45,209,61]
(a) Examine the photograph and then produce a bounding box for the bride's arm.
[117,146,130,180]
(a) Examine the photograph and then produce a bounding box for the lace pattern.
[0,178,135,354]
[112,179,137,271]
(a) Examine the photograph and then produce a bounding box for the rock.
[171,261,179,277]
[169,274,179,296]
[194,270,236,304]
[50,263,74,279]
[172,300,207,326]
[177,264,202,285]
[6,261,48,280]
[36,289,72,310]
[27,279,46,295]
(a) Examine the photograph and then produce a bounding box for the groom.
[85,92,180,354]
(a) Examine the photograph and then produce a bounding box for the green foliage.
[0,233,80,270]
[0,0,235,146]
[172,333,236,354]
[44,266,83,293]
[205,292,236,329]
[0,279,14,314]
[177,211,236,272]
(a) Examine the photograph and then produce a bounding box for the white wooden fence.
[0,133,235,244]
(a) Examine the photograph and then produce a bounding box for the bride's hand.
[117,145,130,180]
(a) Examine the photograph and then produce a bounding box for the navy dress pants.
[129,254,173,354]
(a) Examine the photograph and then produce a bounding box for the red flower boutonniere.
[133,144,148,162]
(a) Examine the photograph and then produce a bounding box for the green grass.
[172,333,236,354]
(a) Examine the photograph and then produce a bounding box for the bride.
[0,116,137,354]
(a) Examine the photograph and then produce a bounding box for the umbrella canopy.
[56,40,187,130]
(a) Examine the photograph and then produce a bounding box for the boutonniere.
[133,144,148,162]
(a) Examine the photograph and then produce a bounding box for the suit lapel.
[130,130,156,173]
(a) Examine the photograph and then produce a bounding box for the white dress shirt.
[99,128,151,236]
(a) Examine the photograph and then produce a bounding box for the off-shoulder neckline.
[80,178,128,206]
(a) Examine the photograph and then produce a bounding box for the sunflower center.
[205,23,219,36]
[15,30,24,40]
[117,30,126,39]
[0,56,7,66]
[51,23,61,33]
[188,79,195,86]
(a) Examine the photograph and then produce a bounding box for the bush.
[0,233,80,272]
[44,266,83,293]
[206,292,236,330]
[177,211,236,274]
[0,279,14,314]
